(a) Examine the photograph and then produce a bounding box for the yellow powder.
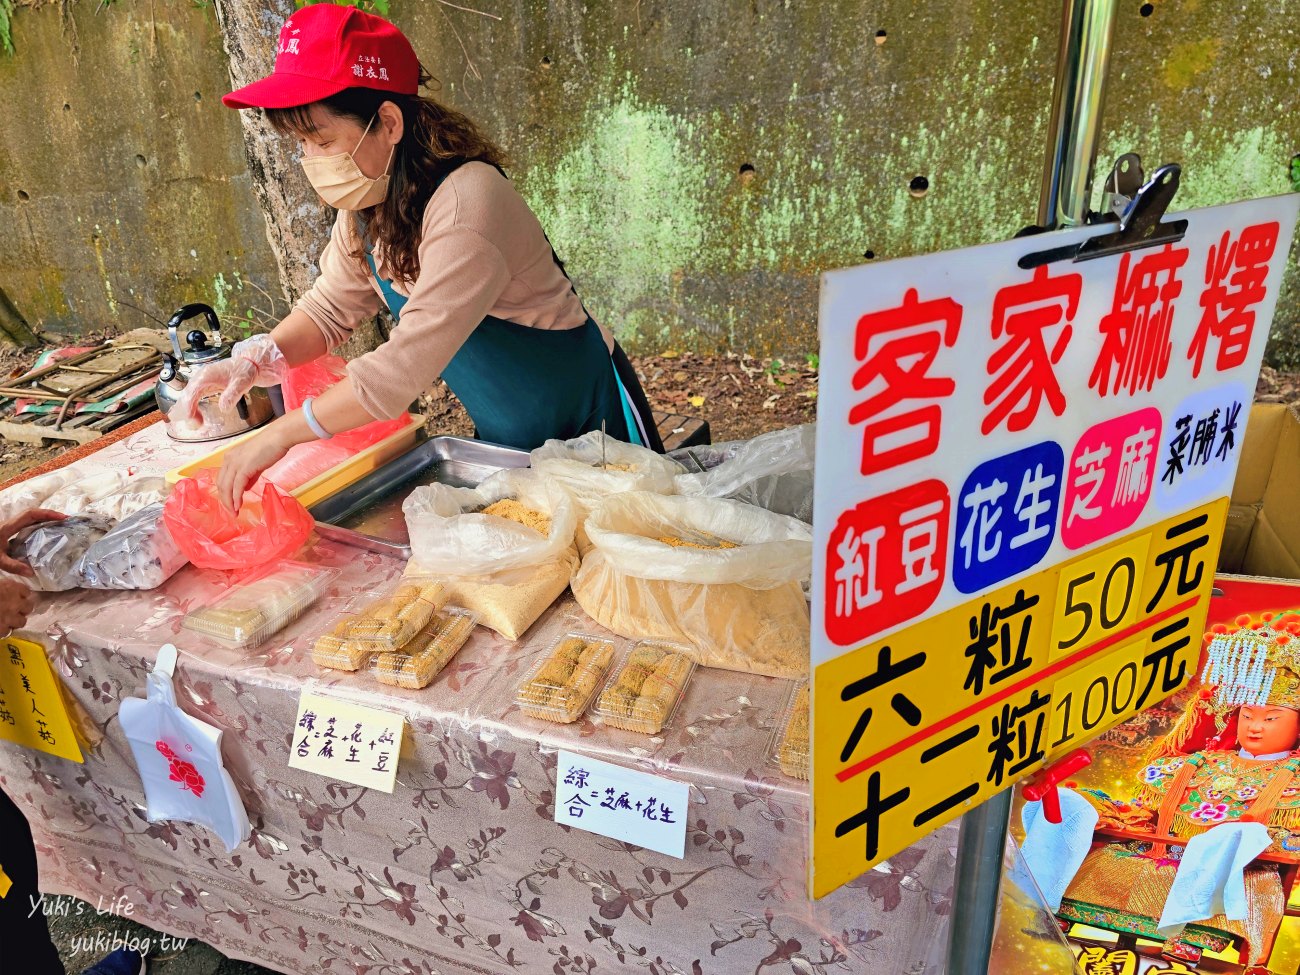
[654,533,739,550]
[482,498,552,537]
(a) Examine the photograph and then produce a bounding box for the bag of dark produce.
[9,516,112,591]
[77,503,188,591]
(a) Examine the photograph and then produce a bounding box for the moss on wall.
[0,1,281,337]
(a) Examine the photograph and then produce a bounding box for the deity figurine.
[1041,615,1300,972]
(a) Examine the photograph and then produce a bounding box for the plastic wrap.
[8,515,112,591]
[516,633,617,723]
[280,356,412,452]
[182,562,333,648]
[77,503,188,591]
[369,607,478,689]
[672,424,815,523]
[530,430,681,551]
[312,579,449,670]
[42,469,132,516]
[261,440,357,492]
[593,641,695,735]
[571,492,812,679]
[82,476,170,522]
[768,681,809,780]
[404,469,578,641]
[0,468,82,523]
[163,470,314,571]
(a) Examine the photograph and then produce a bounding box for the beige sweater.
[295,161,601,420]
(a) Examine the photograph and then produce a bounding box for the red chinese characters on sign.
[825,479,950,646]
[1060,408,1163,550]
[982,265,1081,435]
[1088,244,1190,397]
[1188,221,1279,378]
[849,290,961,476]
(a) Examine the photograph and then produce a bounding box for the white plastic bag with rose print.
[119,644,250,851]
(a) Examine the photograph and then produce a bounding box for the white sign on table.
[553,750,689,858]
[810,195,1300,897]
[288,691,405,793]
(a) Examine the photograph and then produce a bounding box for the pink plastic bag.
[163,470,314,570]
[280,356,410,451]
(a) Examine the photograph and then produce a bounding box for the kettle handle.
[165,303,221,358]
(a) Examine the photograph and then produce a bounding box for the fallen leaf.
[660,350,679,359]
[688,395,706,408]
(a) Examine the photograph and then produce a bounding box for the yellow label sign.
[0,636,83,763]
[288,691,405,793]
[811,499,1225,898]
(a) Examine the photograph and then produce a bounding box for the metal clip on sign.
[1020,157,1190,269]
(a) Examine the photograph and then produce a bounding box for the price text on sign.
[288,691,404,792]
[811,196,1300,898]
[0,636,82,763]
[812,499,1222,896]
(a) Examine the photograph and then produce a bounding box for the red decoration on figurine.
[1021,749,1092,823]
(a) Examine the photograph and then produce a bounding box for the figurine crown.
[1202,613,1300,712]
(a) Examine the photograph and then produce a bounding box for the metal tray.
[309,436,530,557]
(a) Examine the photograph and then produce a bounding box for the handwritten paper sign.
[0,636,82,762]
[554,750,689,858]
[288,691,404,792]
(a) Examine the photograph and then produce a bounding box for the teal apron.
[363,167,644,451]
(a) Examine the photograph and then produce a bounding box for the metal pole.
[946,3,1119,973]
[946,791,1013,974]
[1037,0,1121,229]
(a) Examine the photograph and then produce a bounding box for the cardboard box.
[1221,402,1300,578]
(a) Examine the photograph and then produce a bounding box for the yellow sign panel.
[288,691,405,793]
[811,499,1224,898]
[0,636,83,763]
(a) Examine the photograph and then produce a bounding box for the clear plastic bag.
[0,468,83,523]
[280,355,411,453]
[8,515,113,591]
[404,469,579,640]
[163,470,314,571]
[571,492,812,679]
[81,476,170,523]
[42,469,132,516]
[77,502,188,591]
[671,424,815,523]
[530,430,682,551]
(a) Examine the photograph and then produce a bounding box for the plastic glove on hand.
[170,335,287,433]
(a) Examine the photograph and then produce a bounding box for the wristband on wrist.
[302,397,334,441]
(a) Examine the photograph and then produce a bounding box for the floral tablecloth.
[0,425,971,975]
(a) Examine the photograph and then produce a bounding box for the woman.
[179,4,661,511]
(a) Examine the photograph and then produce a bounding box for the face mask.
[299,114,396,210]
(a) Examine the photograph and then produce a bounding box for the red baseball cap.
[223,4,419,110]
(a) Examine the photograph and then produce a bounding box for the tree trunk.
[210,0,331,305]
[211,0,387,356]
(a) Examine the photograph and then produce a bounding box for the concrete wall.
[0,1,283,340]
[2,0,1298,362]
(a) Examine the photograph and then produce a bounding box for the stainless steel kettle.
[155,303,275,442]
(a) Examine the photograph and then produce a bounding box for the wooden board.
[654,410,710,452]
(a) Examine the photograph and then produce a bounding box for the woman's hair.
[265,68,509,286]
